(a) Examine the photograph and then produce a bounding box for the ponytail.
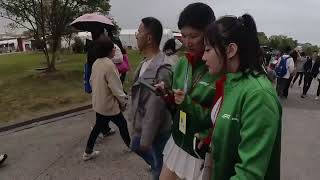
[204,13,264,75]
[240,14,263,73]
[240,14,258,34]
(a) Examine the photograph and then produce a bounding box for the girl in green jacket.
[159,3,218,180]
[200,14,282,180]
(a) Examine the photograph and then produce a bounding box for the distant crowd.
[265,48,320,100]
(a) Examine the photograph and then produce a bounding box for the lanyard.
[183,63,207,94]
[183,64,190,93]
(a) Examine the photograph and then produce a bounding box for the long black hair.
[204,14,264,75]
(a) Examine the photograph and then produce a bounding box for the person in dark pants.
[301,51,320,98]
[276,47,295,98]
[83,36,130,161]
[292,52,307,87]
[86,29,118,137]
[284,50,298,94]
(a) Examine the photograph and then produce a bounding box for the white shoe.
[315,96,319,100]
[83,151,100,161]
[0,154,7,164]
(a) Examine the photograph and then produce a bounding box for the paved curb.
[0,105,92,133]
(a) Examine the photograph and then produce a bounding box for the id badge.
[179,111,187,134]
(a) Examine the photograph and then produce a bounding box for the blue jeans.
[131,133,170,180]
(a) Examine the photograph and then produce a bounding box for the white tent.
[119,29,137,49]
[61,32,92,48]
[119,29,174,50]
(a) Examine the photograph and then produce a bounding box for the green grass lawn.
[0,50,143,123]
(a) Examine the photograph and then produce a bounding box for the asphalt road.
[0,81,319,180]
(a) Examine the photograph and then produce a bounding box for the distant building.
[119,29,175,50]
[0,34,32,53]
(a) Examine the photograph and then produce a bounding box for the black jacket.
[303,60,320,78]
[85,40,97,66]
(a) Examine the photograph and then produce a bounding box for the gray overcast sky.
[109,0,320,45]
[1,0,319,45]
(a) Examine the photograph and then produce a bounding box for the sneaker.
[315,96,319,100]
[0,154,8,165]
[83,151,100,161]
[301,95,305,98]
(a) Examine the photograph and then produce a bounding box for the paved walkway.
[0,82,319,180]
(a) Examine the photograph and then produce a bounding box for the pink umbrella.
[70,13,114,32]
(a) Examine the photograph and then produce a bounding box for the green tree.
[302,43,319,56]
[268,35,298,52]
[258,32,269,45]
[0,0,111,72]
[72,36,84,53]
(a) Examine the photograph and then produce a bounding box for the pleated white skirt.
[163,136,204,180]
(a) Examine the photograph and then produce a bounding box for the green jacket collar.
[224,72,243,88]
[224,71,262,88]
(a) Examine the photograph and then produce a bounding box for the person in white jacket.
[276,47,295,98]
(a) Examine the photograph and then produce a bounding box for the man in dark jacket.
[301,51,320,98]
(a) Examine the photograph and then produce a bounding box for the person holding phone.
[201,14,282,180]
[159,3,218,180]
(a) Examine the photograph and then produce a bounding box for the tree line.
[258,32,319,55]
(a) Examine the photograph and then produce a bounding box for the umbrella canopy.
[70,13,114,32]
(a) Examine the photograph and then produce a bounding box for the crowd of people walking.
[268,48,320,100]
[82,2,282,180]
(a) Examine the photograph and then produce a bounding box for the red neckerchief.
[185,51,204,67]
[203,75,227,145]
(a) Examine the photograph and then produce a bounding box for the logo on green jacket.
[221,114,240,122]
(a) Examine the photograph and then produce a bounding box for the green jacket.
[171,56,218,158]
[211,73,282,180]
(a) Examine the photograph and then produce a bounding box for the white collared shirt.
[139,58,153,77]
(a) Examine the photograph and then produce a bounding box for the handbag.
[116,54,130,74]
